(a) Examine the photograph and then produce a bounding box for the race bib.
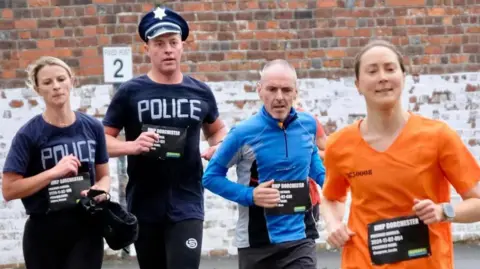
[48,172,91,212]
[368,215,431,266]
[141,124,187,160]
[265,180,311,215]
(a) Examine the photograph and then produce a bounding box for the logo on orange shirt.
[347,169,373,179]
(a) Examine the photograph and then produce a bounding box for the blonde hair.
[25,56,74,91]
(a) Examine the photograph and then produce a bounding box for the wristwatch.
[441,203,455,222]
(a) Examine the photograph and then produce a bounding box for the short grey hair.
[259,59,298,81]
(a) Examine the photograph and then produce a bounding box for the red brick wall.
[0,0,479,89]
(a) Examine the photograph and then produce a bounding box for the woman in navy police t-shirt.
[2,56,110,269]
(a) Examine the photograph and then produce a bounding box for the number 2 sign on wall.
[103,47,133,83]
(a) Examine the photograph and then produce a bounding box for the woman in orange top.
[321,40,480,269]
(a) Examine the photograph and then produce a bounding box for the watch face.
[444,204,455,218]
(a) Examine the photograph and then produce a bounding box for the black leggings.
[134,219,203,269]
[23,211,104,269]
[238,238,317,269]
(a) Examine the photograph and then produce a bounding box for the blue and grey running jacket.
[202,106,325,248]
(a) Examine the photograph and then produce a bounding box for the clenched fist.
[201,145,219,161]
[413,198,444,225]
[326,221,355,248]
[128,132,160,155]
[253,180,280,208]
[50,154,81,179]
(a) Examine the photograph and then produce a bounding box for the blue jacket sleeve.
[202,127,255,207]
[309,143,326,187]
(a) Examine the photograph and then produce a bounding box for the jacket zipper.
[281,113,297,158]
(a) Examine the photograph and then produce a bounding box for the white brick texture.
[0,72,479,265]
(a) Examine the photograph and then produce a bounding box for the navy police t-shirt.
[102,75,219,223]
[3,112,109,215]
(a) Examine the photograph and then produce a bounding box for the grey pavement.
[103,243,480,269]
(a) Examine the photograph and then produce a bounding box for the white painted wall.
[0,72,479,265]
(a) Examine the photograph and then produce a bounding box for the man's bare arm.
[202,119,227,146]
[104,126,158,158]
[104,127,132,158]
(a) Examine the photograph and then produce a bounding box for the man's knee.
[165,220,203,269]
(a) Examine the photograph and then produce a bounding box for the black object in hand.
[77,189,139,252]
[88,189,106,198]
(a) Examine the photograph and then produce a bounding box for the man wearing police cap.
[103,6,226,269]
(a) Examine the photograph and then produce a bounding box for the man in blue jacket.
[202,59,325,269]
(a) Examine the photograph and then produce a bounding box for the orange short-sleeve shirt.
[323,113,480,269]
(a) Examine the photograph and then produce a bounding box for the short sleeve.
[438,123,480,195]
[203,87,219,124]
[3,132,32,176]
[321,138,350,202]
[315,119,325,137]
[103,84,128,129]
[94,120,109,165]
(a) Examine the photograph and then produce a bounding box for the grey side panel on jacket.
[231,144,256,248]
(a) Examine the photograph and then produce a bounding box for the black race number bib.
[368,215,431,266]
[142,124,187,160]
[48,172,91,212]
[265,180,311,215]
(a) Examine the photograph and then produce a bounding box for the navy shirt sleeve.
[3,131,32,176]
[103,84,128,130]
[94,120,109,165]
[203,86,219,124]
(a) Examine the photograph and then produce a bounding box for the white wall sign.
[103,46,133,83]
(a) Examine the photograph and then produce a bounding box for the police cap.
[138,7,189,42]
